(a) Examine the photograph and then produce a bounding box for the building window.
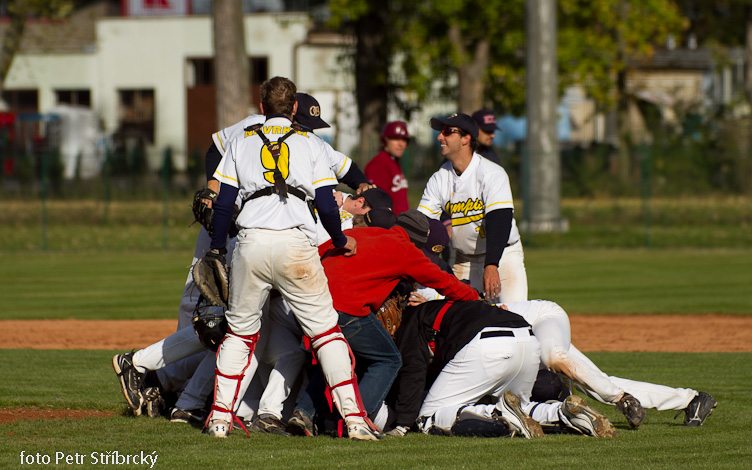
[188,58,213,87]
[250,56,268,84]
[118,89,155,144]
[55,89,91,107]
[1,89,38,114]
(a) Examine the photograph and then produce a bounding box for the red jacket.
[319,226,478,316]
[364,150,409,214]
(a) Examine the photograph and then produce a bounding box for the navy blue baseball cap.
[360,187,393,211]
[364,208,397,229]
[471,109,500,133]
[430,113,479,140]
[295,92,330,130]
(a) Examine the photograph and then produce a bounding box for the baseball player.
[417,113,527,304]
[365,121,411,214]
[204,76,378,440]
[471,109,501,165]
[289,209,480,436]
[388,299,617,438]
[499,300,717,427]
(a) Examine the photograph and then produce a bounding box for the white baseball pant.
[210,228,367,428]
[418,326,540,431]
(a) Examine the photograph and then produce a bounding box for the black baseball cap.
[360,187,393,211]
[471,109,499,133]
[295,92,330,130]
[430,113,479,140]
[364,208,397,229]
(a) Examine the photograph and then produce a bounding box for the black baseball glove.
[192,187,218,235]
[193,248,229,308]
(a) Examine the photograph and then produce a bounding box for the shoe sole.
[565,396,617,438]
[619,396,646,428]
[111,355,143,410]
[347,425,381,441]
[288,416,315,437]
[250,421,291,436]
[499,391,544,439]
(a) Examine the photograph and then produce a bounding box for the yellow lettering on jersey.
[445,198,485,216]
[451,213,484,227]
[244,130,257,137]
[260,141,290,183]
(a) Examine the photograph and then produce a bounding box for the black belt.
[244,185,308,203]
[480,328,533,339]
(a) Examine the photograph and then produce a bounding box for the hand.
[333,191,344,207]
[342,236,357,257]
[356,182,377,194]
[483,265,501,301]
[408,292,428,306]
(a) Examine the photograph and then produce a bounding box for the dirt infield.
[1,315,750,352]
[1,315,749,423]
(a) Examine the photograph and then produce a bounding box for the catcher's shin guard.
[309,326,377,432]
[206,330,259,436]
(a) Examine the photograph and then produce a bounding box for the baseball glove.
[192,187,218,235]
[193,249,229,308]
[375,294,403,338]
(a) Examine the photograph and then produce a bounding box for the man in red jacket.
[364,122,410,214]
[288,209,478,435]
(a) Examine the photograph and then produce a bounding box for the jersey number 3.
[261,142,290,184]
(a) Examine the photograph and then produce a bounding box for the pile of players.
[112,77,717,440]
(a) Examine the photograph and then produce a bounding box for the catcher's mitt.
[193,249,229,308]
[192,296,228,351]
[192,187,218,235]
[375,294,404,338]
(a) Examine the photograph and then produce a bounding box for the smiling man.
[417,113,527,304]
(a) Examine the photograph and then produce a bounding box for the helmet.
[192,300,228,351]
[381,121,410,143]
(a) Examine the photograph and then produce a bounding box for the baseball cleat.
[142,387,164,418]
[494,391,544,439]
[677,391,717,427]
[112,353,145,411]
[561,395,617,438]
[384,425,409,437]
[249,414,291,436]
[616,393,646,428]
[287,410,317,436]
[170,407,207,425]
[205,419,230,438]
[346,420,382,441]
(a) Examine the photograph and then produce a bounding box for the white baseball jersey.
[213,116,333,244]
[212,115,265,157]
[417,153,520,256]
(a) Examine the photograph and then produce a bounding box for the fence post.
[40,150,48,250]
[639,143,651,248]
[162,147,171,250]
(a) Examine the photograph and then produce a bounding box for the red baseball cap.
[381,121,410,141]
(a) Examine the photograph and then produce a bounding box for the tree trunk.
[615,0,632,186]
[448,23,489,113]
[212,0,250,130]
[0,0,30,95]
[355,4,390,165]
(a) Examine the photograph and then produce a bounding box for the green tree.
[0,0,73,94]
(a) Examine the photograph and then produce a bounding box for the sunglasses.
[440,128,463,137]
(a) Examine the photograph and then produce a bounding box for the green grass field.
[2,197,751,468]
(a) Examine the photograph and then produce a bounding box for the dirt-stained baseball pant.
[417,326,540,431]
[453,240,528,304]
[505,300,626,403]
[211,228,365,426]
